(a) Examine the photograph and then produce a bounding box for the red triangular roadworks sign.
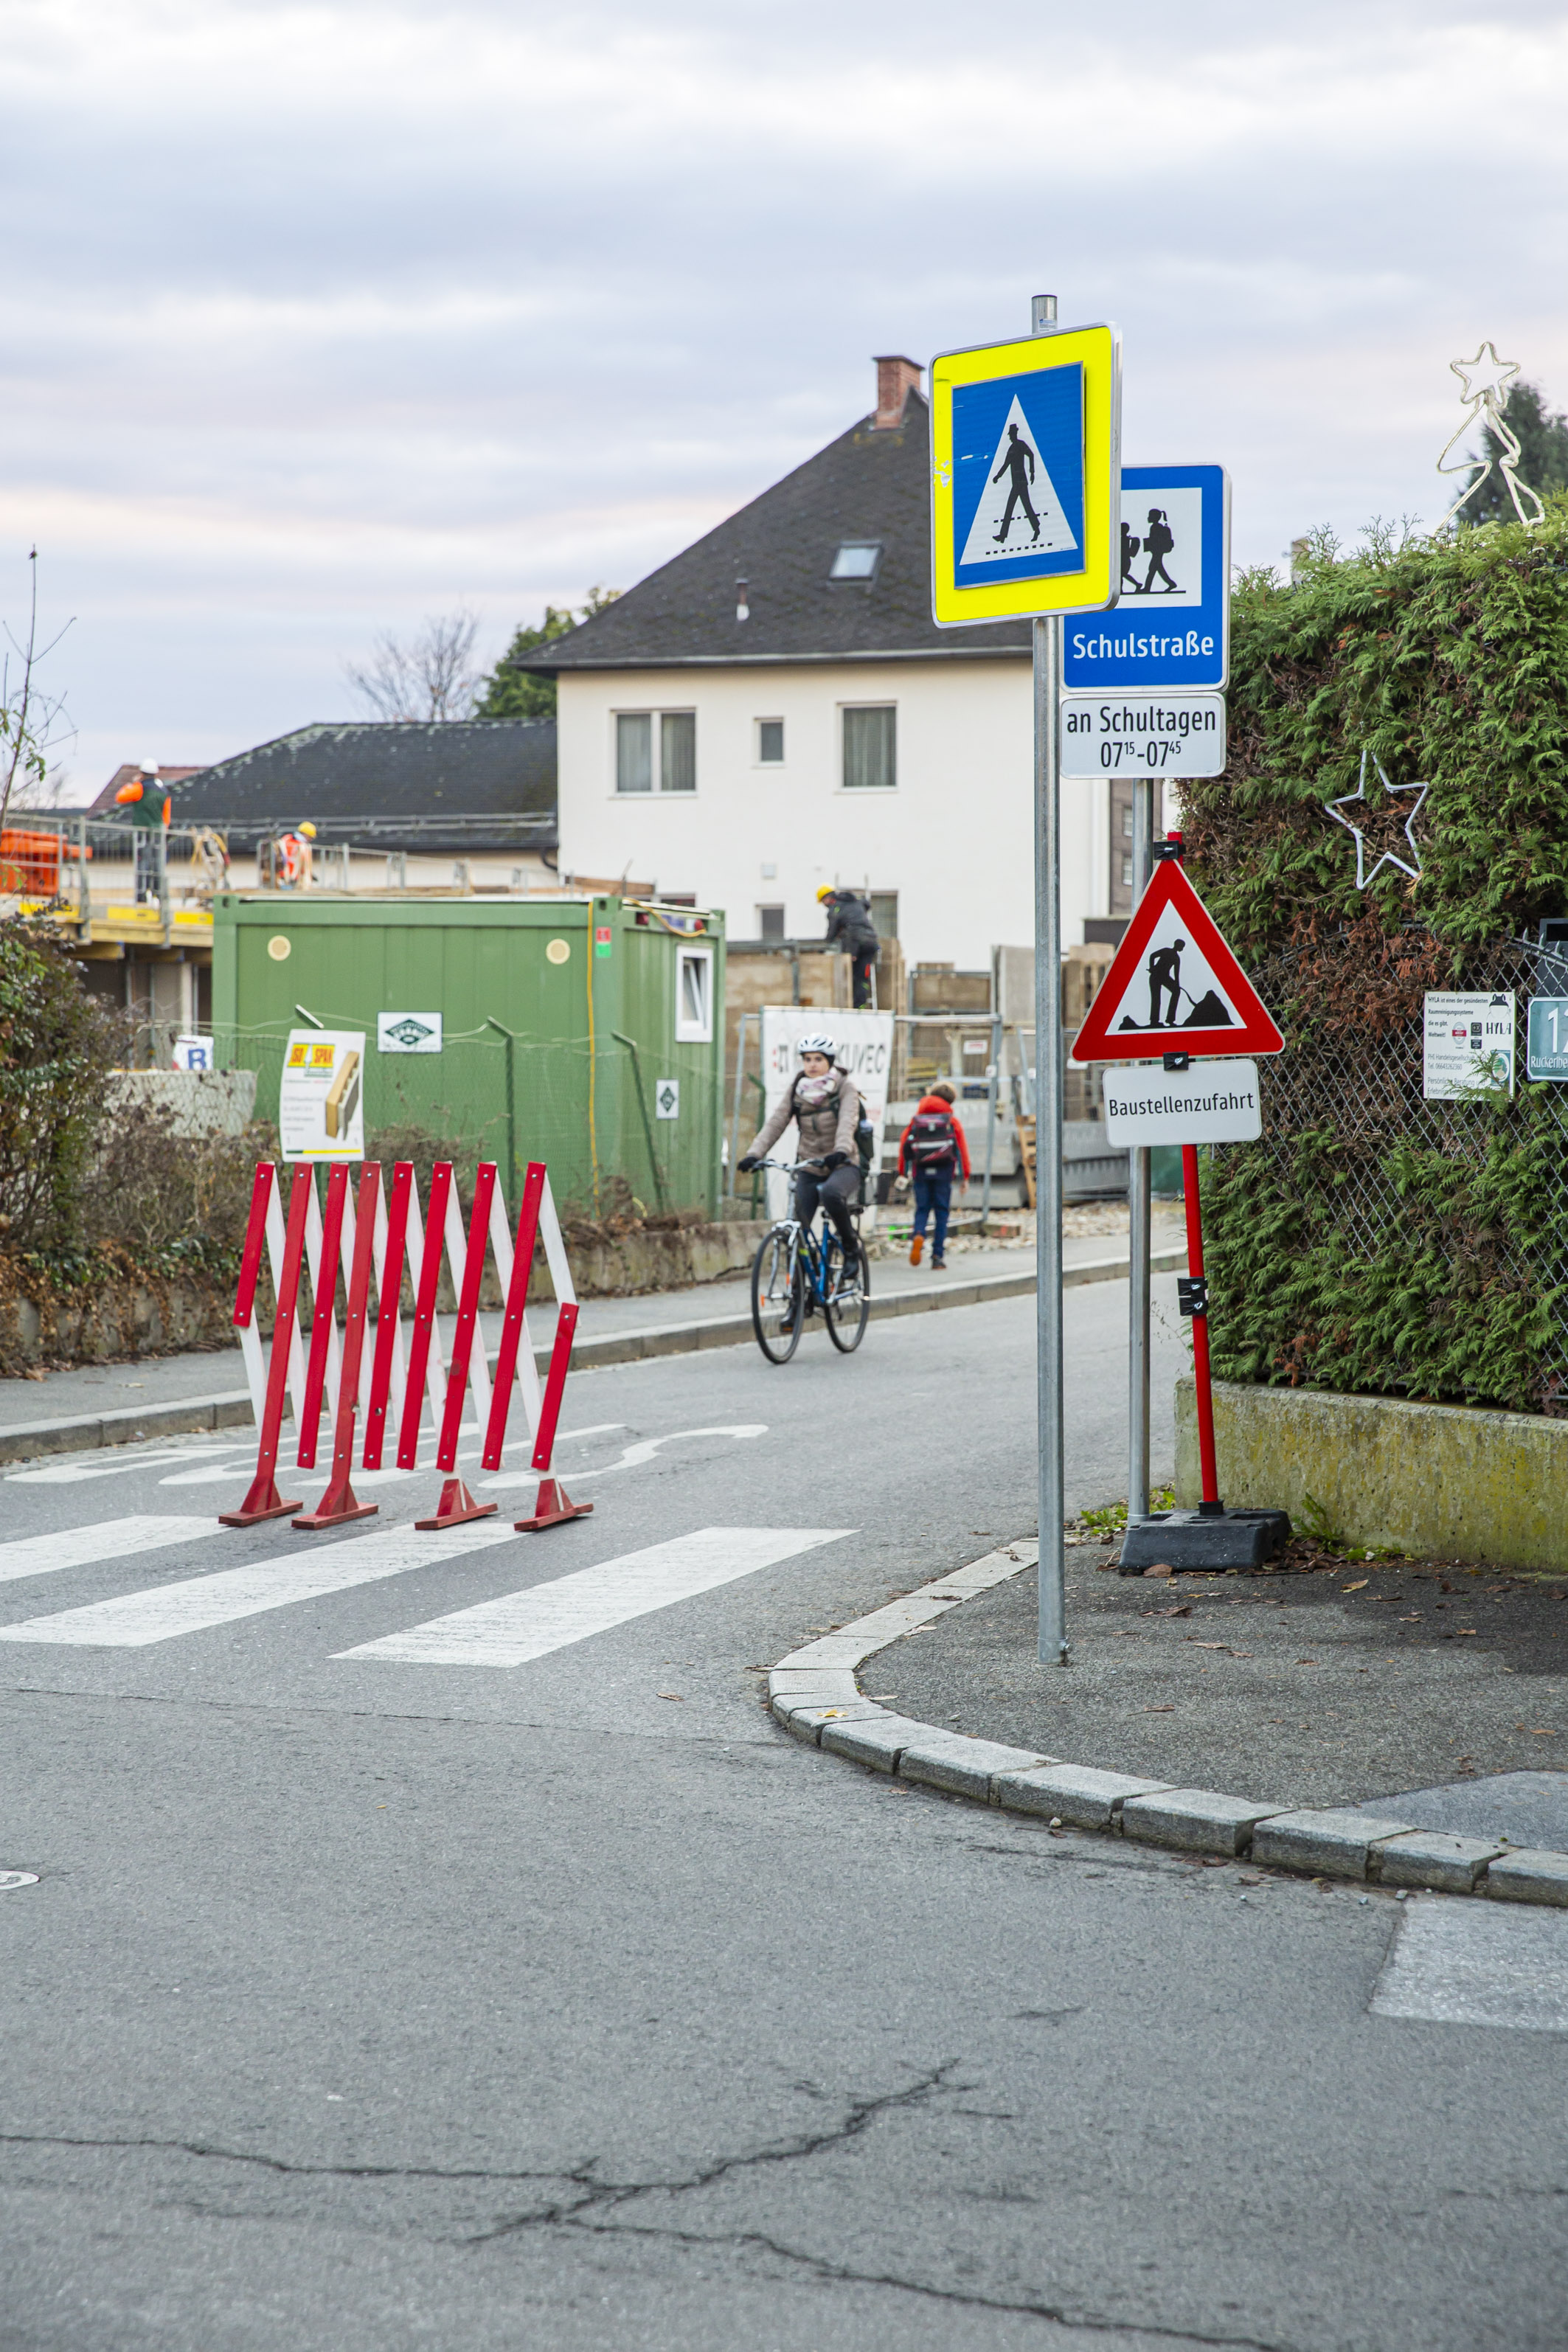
[1071,861,1284,1063]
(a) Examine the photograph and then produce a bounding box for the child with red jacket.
[897,1080,970,1269]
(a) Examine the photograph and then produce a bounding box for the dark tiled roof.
[522,392,1032,672]
[133,721,557,851]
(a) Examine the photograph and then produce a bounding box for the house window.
[867,890,898,943]
[615,709,696,794]
[830,541,881,583]
[842,704,895,791]
[757,718,784,764]
[617,712,652,794]
[757,904,786,942]
[675,945,714,1042]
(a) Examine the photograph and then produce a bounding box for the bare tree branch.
[0,549,74,837]
[343,609,483,724]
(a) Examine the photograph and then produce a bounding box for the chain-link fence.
[1208,927,1568,1413]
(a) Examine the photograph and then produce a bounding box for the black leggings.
[794,1163,860,1252]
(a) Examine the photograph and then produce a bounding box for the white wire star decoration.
[1326,749,1429,888]
[1437,339,1544,528]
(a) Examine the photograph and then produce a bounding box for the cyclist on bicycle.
[737,1034,861,1259]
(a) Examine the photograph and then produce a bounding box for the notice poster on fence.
[279,1028,367,1161]
[1422,992,1516,1101]
[756,1007,895,1224]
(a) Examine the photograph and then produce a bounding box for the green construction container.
[211,892,727,1218]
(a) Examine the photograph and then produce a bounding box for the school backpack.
[907,1108,957,1169]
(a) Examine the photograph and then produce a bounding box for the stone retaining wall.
[1175,1375,1568,1574]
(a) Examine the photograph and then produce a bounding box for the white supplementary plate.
[1100,1059,1261,1148]
[1060,691,1226,778]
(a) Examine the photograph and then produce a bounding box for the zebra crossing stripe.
[0,1516,213,1587]
[336,1526,854,1669]
[0,1522,518,1648]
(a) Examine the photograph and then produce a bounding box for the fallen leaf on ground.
[1342,1579,1369,1592]
[1142,1704,1175,1713]
[1141,1603,1191,1618]
[1142,1564,1176,1578]
[657,1691,685,1701]
[1294,1658,1319,1665]
[1533,1728,1558,1736]
[1186,1639,1229,1650]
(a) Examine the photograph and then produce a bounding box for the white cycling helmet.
[797,1033,838,1058]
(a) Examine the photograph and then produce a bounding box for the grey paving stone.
[1252,1809,1415,1881]
[1484,1846,1568,1907]
[767,1669,861,1706]
[993,1763,1165,1829]
[1378,1831,1505,1893]
[896,1735,1047,1803]
[774,1699,886,1746]
[819,1714,932,1773]
[1120,1788,1283,1856]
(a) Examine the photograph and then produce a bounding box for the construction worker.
[817,884,879,1008]
[114,760,171,903]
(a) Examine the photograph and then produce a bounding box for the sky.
[4,0,1567,791]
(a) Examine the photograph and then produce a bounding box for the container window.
[842,704,895,791]
[660,711,696,793]
[675,945,714,1042]
[617,712,652,793]
[757,719,784,764]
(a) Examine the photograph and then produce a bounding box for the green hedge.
[1180,504,1568,1412]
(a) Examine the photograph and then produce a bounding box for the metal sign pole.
[1035,609,1066,1665]
[1126,776,1155,1522]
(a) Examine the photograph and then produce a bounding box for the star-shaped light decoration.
[1326,748,1429,889]
[1437,339,1544,528]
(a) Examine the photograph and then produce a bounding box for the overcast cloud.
[5,0,1567,785]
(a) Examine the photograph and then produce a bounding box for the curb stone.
[769,1541,1568,1907]
[0,1250,1178,1467]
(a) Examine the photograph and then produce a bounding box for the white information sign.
[1100,1059,1262,1148]
[1423,991,1516,1100]
[1061,691,1227,777]
[655,1078,680,1119]
[171,1033,212,1071]
[279,1028,367,1161]
[755,1007,895,1224]
[378,1011,443,1054]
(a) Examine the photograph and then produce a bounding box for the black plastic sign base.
[1118,1507,1291,1574]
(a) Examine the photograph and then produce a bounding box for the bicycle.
[747,1159,872,1364]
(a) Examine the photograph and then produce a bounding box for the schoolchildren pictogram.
[1071,860,1283,1062]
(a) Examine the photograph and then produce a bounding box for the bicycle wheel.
[751,1229,804,1364]
[824,1231,871,1353]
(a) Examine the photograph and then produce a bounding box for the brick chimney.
[872,355,922,430]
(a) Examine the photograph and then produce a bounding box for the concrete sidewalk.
[0,1218,1187,1462]
[876,1532,1568,1839]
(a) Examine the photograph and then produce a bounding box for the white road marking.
[1372,1900,1568,2032]
[337,1525,853,1669]
[9,1447,244,1485]
[0,1522,518,1648]
[0,1515,215,1586]
[479,1425,767,1492]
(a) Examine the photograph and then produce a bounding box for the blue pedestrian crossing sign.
[1064,464,1229,689]
[931,324,1120,626]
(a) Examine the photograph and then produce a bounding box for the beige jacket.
[747,1069,861,1165]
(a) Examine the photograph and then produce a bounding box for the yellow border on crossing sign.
[930,323,1121,627]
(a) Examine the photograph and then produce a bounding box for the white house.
[528,358,1148,970]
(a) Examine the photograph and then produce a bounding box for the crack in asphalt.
[468,2061,968,2242]
[541,2210,1297,2351]
[0,2131,581,2190]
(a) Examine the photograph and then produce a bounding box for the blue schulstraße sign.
[1063,463,1229,690]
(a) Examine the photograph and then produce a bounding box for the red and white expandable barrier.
[222,1159,592,1536]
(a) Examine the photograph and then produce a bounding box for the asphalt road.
[3,1280,1567,2351]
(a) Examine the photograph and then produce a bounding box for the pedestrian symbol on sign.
[655,1080,680,1120]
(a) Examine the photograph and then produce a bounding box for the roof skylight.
[829,541,881,583]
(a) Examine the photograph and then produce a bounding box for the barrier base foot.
[293,1484,378,1532]
[516,1478,594,1533]
[219,1474,303,1528]
[414,1477,498,1532]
